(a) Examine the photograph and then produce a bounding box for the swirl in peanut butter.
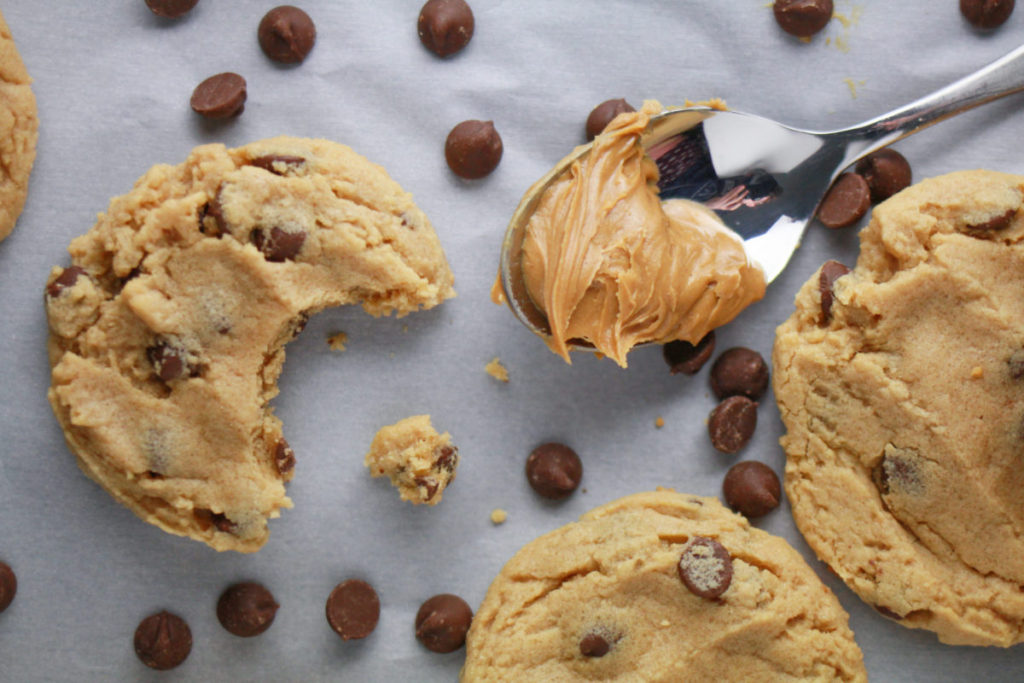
[519,102,765,367]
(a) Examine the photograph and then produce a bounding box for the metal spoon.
[498,44,1024,341]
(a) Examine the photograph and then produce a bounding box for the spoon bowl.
[499,44,1024,343]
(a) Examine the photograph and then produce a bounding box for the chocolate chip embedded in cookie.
[462,491,866,681]
[775,170,1024,646]
[0,10,39,243]
[364,415,459,505]
[45,136,455,552]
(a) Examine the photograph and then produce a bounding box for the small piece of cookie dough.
[364,415,458,505]
[0,10,38,243]
[775,170,1024,645]
[462,490,866,681]
[489,508,507,525]
[45,137,455,552]
[484,357,508,382]
[326,331,348,351]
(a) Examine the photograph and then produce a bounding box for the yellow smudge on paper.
[485,357,509,382]
[327,332,348,352]
[843,78,865,99]
[490,508,508,525]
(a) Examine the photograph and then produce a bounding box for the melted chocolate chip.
[275,438,296,476]
[525,443,582,499]
[252,226,306,262]
[967,208,1016,232]
[585,98,636,141]
[855,149,912,203]
[677,537,733,599]
[248,154,306,175]
[217,582,279,637]
[326,579,380,640]
[723,461,781,517]
[147,342,193,382]
[710,347,769,400]
[663,331,716,375]
[579,632,610,658]
[418,0,475,57]
[0,561,16,613]
[960,0,1015,29]
[773,0,834,37]
[415,594,473,653]
[258,6,317,63]
[190,72,247,119]
[1008,350,1024,379]
[818,260,851,324]
[445,120,503,179]
[46,266,88,298]
[134,611,192,670]
[708,396,758,454]
[817,173,871,229]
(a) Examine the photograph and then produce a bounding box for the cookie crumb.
[654,416,665,429]
[327,332,348,351]
[970,366,984,379]
[364,415,459,505]
[490,508,507,525]
[485,357,509,382]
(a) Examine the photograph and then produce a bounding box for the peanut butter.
[518,101,765,367]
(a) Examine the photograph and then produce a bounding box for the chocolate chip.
[217,582,279,637]
[248,155,306,175]
[579,632,610,658]
[967,208,1016,232]
[708,396,758,454]
[145,0,198,19]
[663,331,716,375]
[258,6,317,63]
[212,512,236,533]
[0,561,16,613]
[200,193,226,237]
[818,260,851,324]
[723,461,781,517]
[585,98,636,141]
[855,149,912,203]
[874,604,904,620]
[677,537,733,599]
[415,594,473,653]
[436,445,458,472]
[773,0,833,37]
[134,611,192,671]
[147,341,193,382]
[960,0,1015,28]
[1008,350,1024,379]
[251,226,306,262]
[444,120,503,179]
[416,477,441,501]
[710,347,769,400]
[275,438,296,475]
[525,442,582,499]
[326,579,380,641]
[190,73,247,119]
[46,266,87,298]
[418,0,475,58]
[817,173,871,229]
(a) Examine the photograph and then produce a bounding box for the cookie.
[774,170,1024,645]
[0,9,38,243]
[45,137,455,552]
[364,415,458,505]
[461,490,866,681]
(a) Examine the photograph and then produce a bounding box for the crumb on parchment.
[485,357,509,382]
[490,508,507,525]
[327,331,348,351]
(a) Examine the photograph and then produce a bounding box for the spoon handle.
[830,43,1024,165]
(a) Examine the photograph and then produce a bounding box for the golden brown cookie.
[775,170,1024,645]
[45,137,454,552]
[461,490,866,681]
[0,9,38,242]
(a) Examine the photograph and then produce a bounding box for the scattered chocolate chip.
[773,0,834,37]
[147,341,193,382]
[818,260,851,324]
[960,0,1015,29]
[579,632,610,658]
[677,537,733,599]
[134,611,192,671]
[145,0,199,19]
[259,6,317,63]
[817,173,871,229]
[855,149,912,203]
[217,582,279,637]
[326,579,380,641]
[525,442,582,499]
[418,0,475,58]
[585,98,636,141]
[663,331,716,375]
[0,561,16,613]
[967,208,1016,232]
[200,191,226,237]
[1008,350,1024,379]
[874,604,904,620]
[708,396,758,454]
[252,226,307,262]
[445,120,503,180]
[415,593,473,653]
[190,73,247,119]
[710,347,769,400]
[723,461,782,517]
[46,266,87,298]
[248,155,306,175]
[275,438,296,475]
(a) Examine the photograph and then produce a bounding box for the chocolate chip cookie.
[775,170,1024,645]
[0,9,38,243]
[46,136,454,552]
[461,490,866,681]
